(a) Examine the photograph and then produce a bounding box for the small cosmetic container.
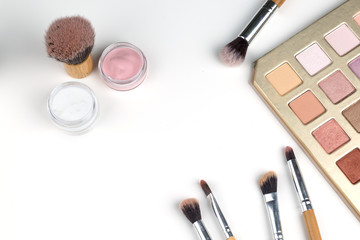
[47,82,99,134]
[98,42,148,91]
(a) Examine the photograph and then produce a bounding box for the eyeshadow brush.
[285,146,322,240]
[259,171,284,240]
[200,180,235,240]
[221,0,286,66]
[180,198,212,240]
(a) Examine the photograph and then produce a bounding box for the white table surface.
[1,0,359,239]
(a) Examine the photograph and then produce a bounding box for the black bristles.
[221,37,249,66]
[285,146,296,161]
[259,171,278,194]
[180,198,201,224]
[200,180,212,196]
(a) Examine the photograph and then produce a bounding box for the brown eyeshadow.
[343,100,360,132]
[337,148,360,184]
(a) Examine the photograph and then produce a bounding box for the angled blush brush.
[45,16,95,78]
[221,0,286,66]
[180,198,212,240]
[200,180,235,240]
[259,171,284,240]
[285,146,322,240]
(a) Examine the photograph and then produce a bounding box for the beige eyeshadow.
[289,91,326,124]
[266,63,302,96]
[343,99,360,132]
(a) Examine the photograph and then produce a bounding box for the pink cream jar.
[98,42,147,91]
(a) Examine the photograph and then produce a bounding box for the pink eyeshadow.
[312,119,350,154]
[296,43,332,76]
[102,47,143,80]
[349,56,360,79]
[355,14,360,26]
[319,70,355,104]
[325,24,360,56]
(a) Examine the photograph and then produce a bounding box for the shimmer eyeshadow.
[349,56,360,79]
[266,63,302,96]
[289,91,325,124]
[312,119,350,154]
[337,148,360,184]
[319,70,355,104]
[296,43,332,76]
[325,24,360,56]
[343,99,360,132]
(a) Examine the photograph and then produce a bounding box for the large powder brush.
[45,16,95,78]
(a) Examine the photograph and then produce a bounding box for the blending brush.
[45,16,95,78]
[200,180,235,240]
[221,0,286,66]
[285,146,322,240]
[259,171,284,240]
[180,198,212,240]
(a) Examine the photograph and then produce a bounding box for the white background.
[1,0,359,239]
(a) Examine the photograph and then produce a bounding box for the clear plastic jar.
[47,82,99,134]
[98,42,148,91]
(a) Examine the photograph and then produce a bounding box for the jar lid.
[47,82,99,134]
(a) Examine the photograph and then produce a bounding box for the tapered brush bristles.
[285,146,296,161]
[45,16,95,65]
[221,37,249,66]
[180,198,202,224]
[200,180,212,196]
[259,171,278,194]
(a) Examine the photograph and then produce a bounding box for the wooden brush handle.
[303,209,322,240]
[272,0,286,7]
[64,53,93,79]
[226,236,236,240]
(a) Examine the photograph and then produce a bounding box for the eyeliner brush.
[285,146,322,240]
[259,171,284,240]
[180,198,212,240]
[200,180,235,240]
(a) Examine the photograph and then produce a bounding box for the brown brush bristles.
[285,146,296,161]
[221,37,249,66]
[259,171,278,195]
[45,16,95,65]
[180,198,201,224]
[200,180,212,196]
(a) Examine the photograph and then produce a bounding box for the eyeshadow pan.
[343,99,360,133]
[349,56,360,79]
[355,14,360,26]
[289,91,325,124]
[312,119,350,154]
[325,24,360,56]
[266,63,302,95]
[336,148,360,184]
[319,70,355,104]
[296,43,332,76]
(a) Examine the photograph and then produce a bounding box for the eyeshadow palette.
[252,0,360,219]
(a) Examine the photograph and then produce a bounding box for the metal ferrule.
[208,193,233,238]
[287,159,313,212]
[193,220,212,240]
[239,0,278,43]
[264,192,284,240]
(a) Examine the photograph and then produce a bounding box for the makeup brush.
[200,180,235,240]
[259,171,284,240]
[285,146,322,240]
[45,16,95,78]
[221,0,286,66]
[180,198,212,240]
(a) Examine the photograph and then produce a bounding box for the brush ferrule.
[193,220,212,240]
[264,192,284,240]
[239,0,278,43]
[287,159,312,212]
[208,193,233,238]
